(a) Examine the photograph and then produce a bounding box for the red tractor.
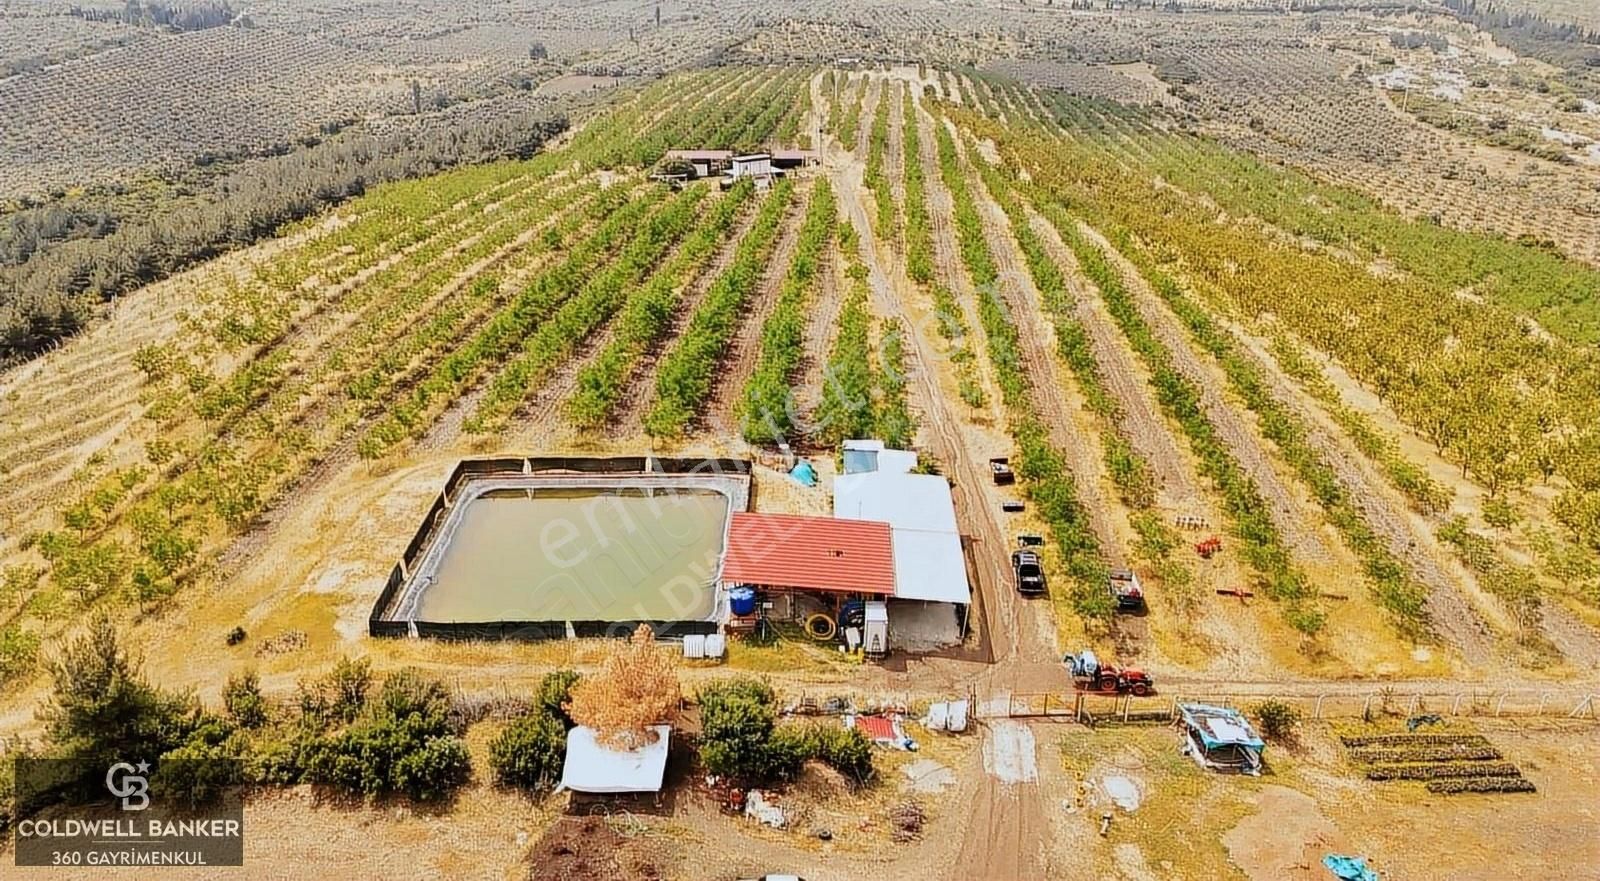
[1063,650,1155,696]
[1195,536,1223,559]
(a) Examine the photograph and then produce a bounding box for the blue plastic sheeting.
[1177,703,1266,750]
[790,459,818,486]
[1322,855,1380,881]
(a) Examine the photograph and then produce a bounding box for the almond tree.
[566,624,680,750]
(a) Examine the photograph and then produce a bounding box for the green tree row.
[465,185,713,434]
[646,179,796,437]
[566,181,758,431]
[740,180,838,444]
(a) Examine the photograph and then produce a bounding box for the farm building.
[663,148,732,178]
[720,512,896,653]
[771,148,818,169]
[833,469,970,651]
[725,152,777,189]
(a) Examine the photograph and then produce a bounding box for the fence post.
[1536,693,1548,716]
[1313,695,1325,720]
[1122,696,1130,723]
[1361,694,1372,718]
[1451,693,1463,716]
[1494,693,1507,717]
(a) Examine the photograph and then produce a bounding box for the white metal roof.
[834,473,969,604]
[559,725,671,793]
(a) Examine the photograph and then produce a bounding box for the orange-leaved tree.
[566,624,680,749]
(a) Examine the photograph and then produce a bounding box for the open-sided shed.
[559,725,673,795]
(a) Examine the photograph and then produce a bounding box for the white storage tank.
[703,633,726,660]
[682,634,706,659]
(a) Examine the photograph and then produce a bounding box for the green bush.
[155,719,243,809]
[699,689,777,782]
[39,615,199,779]
[762,725,815,783]
[813,725,874,783]
[1251,699,1301,742]
[489,711,567,790]
[536,669,581,728]
[297,656,372,728]
[223,671,269,729]
[392,736,472,801]
[296,667,471,801]
[1482,496,1520,530]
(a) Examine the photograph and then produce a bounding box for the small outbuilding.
[1177,704,1264,775]
[727,152,776,184]
[559,724,673,797]
[663,149,733,178]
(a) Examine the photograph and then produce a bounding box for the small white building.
[559,725,672,798]
[729,153,774,180]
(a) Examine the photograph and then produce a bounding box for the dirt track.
[835,75,1057,881]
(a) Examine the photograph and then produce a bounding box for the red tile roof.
[722,512,894,595]
[852,715,898,742]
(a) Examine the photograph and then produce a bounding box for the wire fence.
[993,690,1600,723]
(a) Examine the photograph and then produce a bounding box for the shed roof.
[1178,704,1265,750]
[722,512,895,595]
[665,149,733,161]
[560,725,672,793]
[834,472,970,604]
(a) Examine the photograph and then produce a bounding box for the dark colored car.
[1108,568,1145,611]
[1012,549,1046,595]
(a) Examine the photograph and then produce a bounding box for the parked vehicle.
[1012,549,1046,595]
[1064,650,1154,696]
[990,457,1015,485]
[1107,568,1145,611]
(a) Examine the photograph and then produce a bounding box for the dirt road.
[828,70,1060,880]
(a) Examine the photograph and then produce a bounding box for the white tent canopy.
[559,725,671,794]
[833,472,970,605]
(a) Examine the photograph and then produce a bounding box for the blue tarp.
[790,459,818,486]
[1322,855,1380,881]
[1177,703,1266,751]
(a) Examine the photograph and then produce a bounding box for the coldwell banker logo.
[13,756,245,868]
[105,762,150,811]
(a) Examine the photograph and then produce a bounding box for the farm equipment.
[1107,568,1145,611]
[1017,534,1043,547]
[1194,536,1222,559]
[1012,549,1046,595]
[1064,650,1154,696]
[1001,500,1025,513]
[989,457,1015,485]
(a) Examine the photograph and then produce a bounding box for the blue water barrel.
[729,587,757,617]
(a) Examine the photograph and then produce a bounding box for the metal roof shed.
[559,725,672,794]
[833,472,970,605]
